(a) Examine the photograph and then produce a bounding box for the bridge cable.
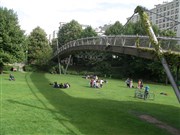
[109,12,136,37]
[123,13,136,29]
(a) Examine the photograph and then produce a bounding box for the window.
[170,22,173,26]
[176,2,179,7]
[159,19,162,23]
[164,7,166,11]
[171,10,174,14]
[159,24,162,29]
[166,23,169,27]
[167,11,170,15]
[174,27,177,31]
[163,24,165,28]
[175,15,178,19]
[175,8,179,13]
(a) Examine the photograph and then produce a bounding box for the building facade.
[128,0,180,37]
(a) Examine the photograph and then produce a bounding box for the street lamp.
[25,50,28,64]
[57,39,61,74]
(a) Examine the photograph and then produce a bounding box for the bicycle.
[134,89,155,100]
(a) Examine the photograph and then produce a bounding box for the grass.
[0,71,180,135]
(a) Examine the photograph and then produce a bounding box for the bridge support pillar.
[58,56,61,75]
[161,57,180,103]
[64,55,71,75]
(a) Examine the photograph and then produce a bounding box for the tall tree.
[28,26,52,65]
[0,7,26,72]
[81,26,97,38]
[105,21,123,35]
[58,20,82,46]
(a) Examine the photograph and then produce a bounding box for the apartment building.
[128,0,180,37]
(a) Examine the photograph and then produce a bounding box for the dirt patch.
[139,115,180,135]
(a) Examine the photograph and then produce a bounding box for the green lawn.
[0,72,180,135]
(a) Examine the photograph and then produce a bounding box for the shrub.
[23,65,37,72]
[3,65,12,71]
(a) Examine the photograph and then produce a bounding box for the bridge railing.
[158,37,180,52]
[54,35,180,58]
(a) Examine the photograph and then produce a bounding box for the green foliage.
[28,26,52,65]
[160,30,176,37]
[3,64,12,71]
[58,20,83,46]
[23,65,37,72]
[123,22,135,35]
[81,26,97,38]
[105,19,159,36]
[51,38,58,52]
[93,61,112,75]
[105,21,123,35]
[0,7,26,69]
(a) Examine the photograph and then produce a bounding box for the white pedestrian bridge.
[52,35,180,60]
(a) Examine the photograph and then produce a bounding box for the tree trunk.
[176,65,180,85]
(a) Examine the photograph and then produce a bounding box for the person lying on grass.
[9,74,15,81]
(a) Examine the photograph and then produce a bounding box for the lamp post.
[25,50,28,64]
[57,39,61,74]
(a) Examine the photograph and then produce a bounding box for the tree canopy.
[0,7,26,72]
[81,26,97,38]
[58,20,83,46]
[105,21,123,35]
[28,26,52,65]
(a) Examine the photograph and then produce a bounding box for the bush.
[66,70,79,75]
[23,65,37,72]
[3,65,12,71]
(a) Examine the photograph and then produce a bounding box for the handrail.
[53,35,180,58]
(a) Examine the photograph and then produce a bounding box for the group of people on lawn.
[126,78,150,97]
[88,75,107,88]
[125,78,144,89]
[52,82,70,89]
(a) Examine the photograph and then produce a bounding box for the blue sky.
[0,0,166,35]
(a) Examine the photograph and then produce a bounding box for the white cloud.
[0,0,167,35]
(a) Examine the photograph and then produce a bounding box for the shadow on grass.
[24,72,180,135]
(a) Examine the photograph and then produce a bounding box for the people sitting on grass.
[95,80,100,88]
[125,78,134,88]
[144,85,150,100]
[89,79,106,88]
[52,82,70,89]
[99,79,104,88]
[90,79,94,87]
[129,79,134,88]
[59,83,64,88]
[53,82,59,88]
[9,74,15,81]
[64,83,70,88]
[137,79,143,89]
[125,78,130,87]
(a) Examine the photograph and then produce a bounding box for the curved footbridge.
[53,35,180,60]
